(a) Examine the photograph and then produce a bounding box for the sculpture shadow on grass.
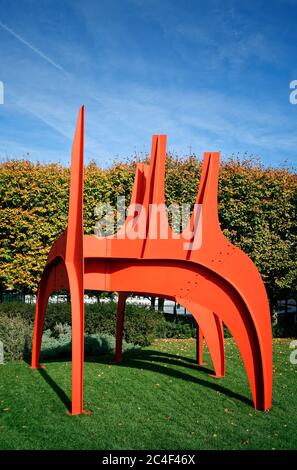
[37,367,72,411]
[25,345,253,411]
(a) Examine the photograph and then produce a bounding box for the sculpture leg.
[32,259,70,369]
[196,323,204,365]
[186,292,270,410]
[115,293,128,363]
[212,313,225,378]
[31,267,54,369]
[189,304,225,377]
[67,263,85,415]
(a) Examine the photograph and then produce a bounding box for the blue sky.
[0,0,297,167]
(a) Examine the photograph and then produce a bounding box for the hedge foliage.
[0,302,195,360]
[0,299,292,361]
[0,156,296,307]
[37,326,140,362]
[0,314,139,362]
[0,313,31,361]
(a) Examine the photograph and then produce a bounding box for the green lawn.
[0,338,296,450]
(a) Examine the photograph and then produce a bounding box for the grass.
[0,338,296,450]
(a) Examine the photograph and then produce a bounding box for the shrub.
[0,301,170,360]
[0,313,140,362]
[36,324,140,360]
[0,314,32,361]
[272,319,297,338]
[155,316,195,339]
[0,302,70,329]
[0,302,168,347]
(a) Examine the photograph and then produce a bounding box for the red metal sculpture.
[31,107,273,415]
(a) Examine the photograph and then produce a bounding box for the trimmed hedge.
[0,317,139,362]
[0,302,160,345]
[0,301,293,361]
[0,302,196,360]
[38,325,140,361]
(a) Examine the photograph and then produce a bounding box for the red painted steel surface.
[31,107,273,415]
